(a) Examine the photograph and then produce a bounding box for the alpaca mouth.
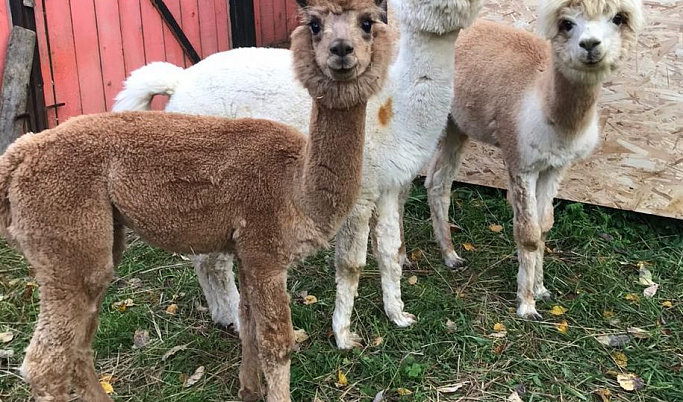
[327,57,359,80]
[328,66,358,80]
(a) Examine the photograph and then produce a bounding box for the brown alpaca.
[0,0,392,400]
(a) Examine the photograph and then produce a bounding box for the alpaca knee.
[514,220,541,251]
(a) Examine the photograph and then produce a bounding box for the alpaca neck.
[540,59,601,133]
[299,99,367,237]
[378,28,459,178]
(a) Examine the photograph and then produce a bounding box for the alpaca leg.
[192,252,240,331]
[373,191,416,327]
[425,121,469,269]
[332,202,372,349]
[237,268,264,401]
[241,264,293,402]
[509,172,542,319]
[397,182,413,268]
[533,168,563,301]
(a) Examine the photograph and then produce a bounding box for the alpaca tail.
[112,62,186,111]
[0,133,36,239]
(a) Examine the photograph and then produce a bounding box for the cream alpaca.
[114,0,483,349]
[0,1,392,400]
[425,0,644,318]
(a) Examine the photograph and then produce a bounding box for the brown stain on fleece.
[378,97,393,126]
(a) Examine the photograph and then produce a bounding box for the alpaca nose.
[579,38,601,51]
[330,40,354,56]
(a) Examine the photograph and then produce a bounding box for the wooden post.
[0,26,36,153]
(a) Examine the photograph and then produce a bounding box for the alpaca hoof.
[517,303,542,320]
[534,287,552,301]
[390,311,417,328]
[239,387,265,401]
[445,252,466,269]
[336,331,363,349]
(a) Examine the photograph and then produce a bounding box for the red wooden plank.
[214,0,230,51]
[0,2,11,94]
[94,1,126,110]
[119,0,146,75]
[253,0,262,46]
[273,0,287,45]
[180,0,200,66]
[197,0,217,57]
[140,0,165,63]
[33,0,57,127]
[285,0,298,40]
[162,0,184,67]
[258,0,276,46]
[70,0,106,114]
[44,0,82,123]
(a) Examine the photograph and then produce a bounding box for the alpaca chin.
[390,0,483,34]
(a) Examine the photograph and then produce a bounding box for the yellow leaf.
[99,380,114,395]
[112,299,135,312]
[293,328,309,344]
[303,295,318,305]
[409,249,424,262]
[603,310,615,319]
[556,319,568,334]
[662,301,673,308]
[493,323,506,332]
[625,293,640,303]
[336,370,348,387]
[549,305,568,316]
[489,224,503,233]
[397,388,413,396]
[612,351,628,368]
[594,388,612,402]
[372,336,383,346]
[0,332,13,343]
[545,246,554,254]
[166,304,178,315]
[407,276,418,285]
[617,373,644,391]
[463,243,475,251]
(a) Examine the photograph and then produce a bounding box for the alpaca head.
[291,0,394,109]
[390,0,484,35]
[538,0,644,83]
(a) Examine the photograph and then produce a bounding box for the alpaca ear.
[295,0,307,8]
[376,0,388,23]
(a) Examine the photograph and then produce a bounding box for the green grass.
[1,181,682,401]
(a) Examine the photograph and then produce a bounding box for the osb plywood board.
[392,0,683,219]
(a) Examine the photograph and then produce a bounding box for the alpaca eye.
[361,19,373,33]
[612,13,625,25]
[309,20,321,34]
[559,19,574,32]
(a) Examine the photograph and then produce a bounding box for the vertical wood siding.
[14,0,232,127]
[254,0,298,47]
[0,0,11,93]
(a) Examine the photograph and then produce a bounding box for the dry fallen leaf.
[556,319,569,334]
[336,370,348,387]
[492,343,506,355]
[99,380,114,395]
[627,327,650,339]
[638,266,655,286]
[372,390,385,402]
[617,373,644,391]
[162,344,189,361]
[397,388,413,396]
[303,295,318,305]
[133,330,150,349]
[407,276,418,285]
[112,299,135,312]
[507,390,524,402]
[0,332,13,344]
[372,336,383,347]
[603,310,615,319]
[293,328,309,344]
[463,242,476,251]
[165,303,178,315]
[409,249,424,262]
[489,224,503,233]
[446,319,457,332]
[0,349,14,359]
[437,382,466,393]
[549,305,568,316]
[183,366,205,388]
[493,323,506,332]
[596,334,631,347]
[643,284,658,298]
[625,293,640,303]
[612,351,628,368]
[662,301,673,308]
[594,388,612,402]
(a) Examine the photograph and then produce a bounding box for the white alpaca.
[424,0,644,318]
[114,0,483,347]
